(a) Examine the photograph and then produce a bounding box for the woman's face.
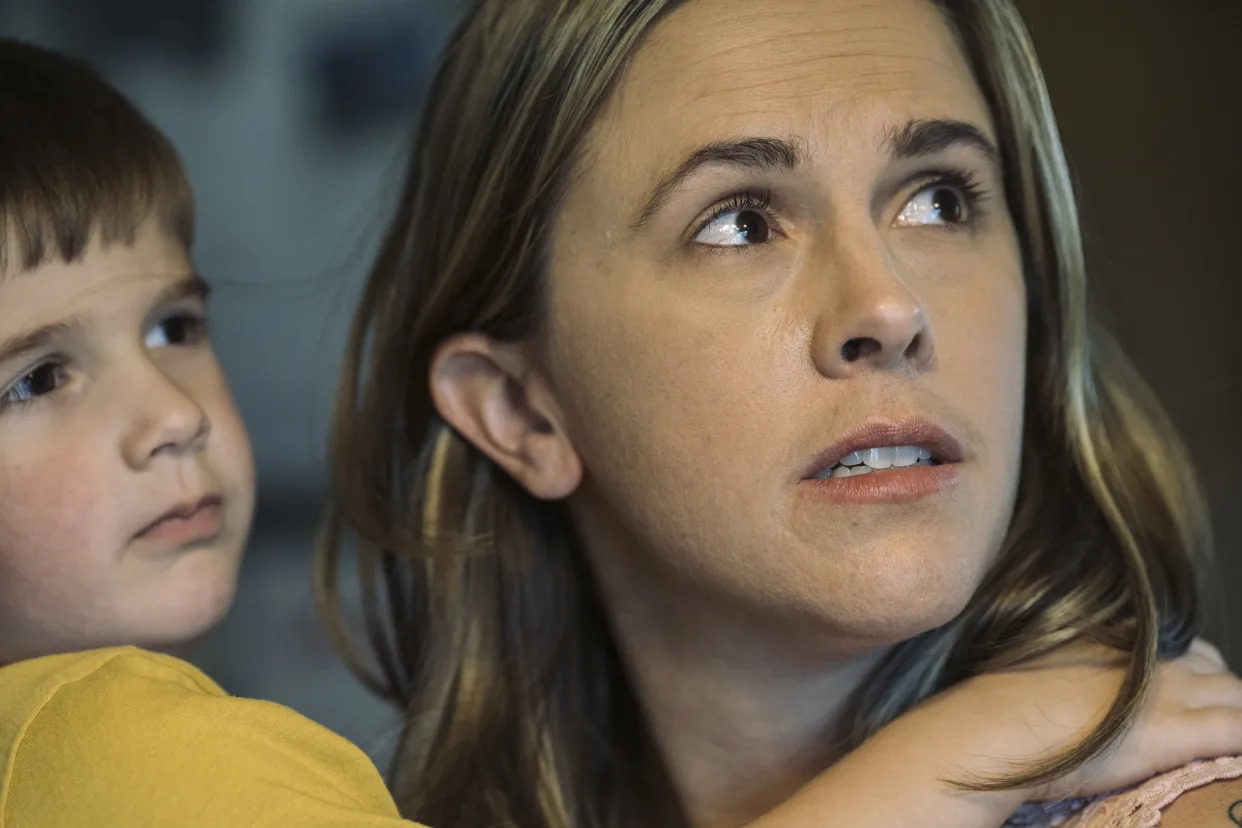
[543,0,1026,646]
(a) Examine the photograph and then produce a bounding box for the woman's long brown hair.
[316,1,1209,825]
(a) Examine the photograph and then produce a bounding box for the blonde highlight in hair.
[318,0,1208,824]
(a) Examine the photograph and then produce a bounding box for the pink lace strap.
[1067,756,1242,827]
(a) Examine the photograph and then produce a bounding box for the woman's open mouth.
[800,421,964,504]
[808,445,943,479]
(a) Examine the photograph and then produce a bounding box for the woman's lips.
[802,418,965,480]
[799,462,961,504]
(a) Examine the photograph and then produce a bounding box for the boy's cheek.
[200,379,257,527]
[0,457,117,646]
[0,455,107,560]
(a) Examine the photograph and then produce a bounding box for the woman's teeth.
[811,445,936,480]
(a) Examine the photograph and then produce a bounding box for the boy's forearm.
[747,775,1023,828]
[745,725,1028,828]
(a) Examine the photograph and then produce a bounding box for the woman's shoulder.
[0,646,417,827]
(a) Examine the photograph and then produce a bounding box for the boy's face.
[0,217,254,663]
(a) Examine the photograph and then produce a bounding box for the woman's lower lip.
[799,463,961,504]
[137,502,225,545]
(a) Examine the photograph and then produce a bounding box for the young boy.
[0,40,252,665]
[0,39,417,826]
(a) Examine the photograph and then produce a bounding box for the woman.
[318,0,1242,826]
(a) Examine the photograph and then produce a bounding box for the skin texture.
[0,217,254,664]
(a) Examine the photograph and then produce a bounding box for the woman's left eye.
[895,182,975,228]
[145,313,207,348]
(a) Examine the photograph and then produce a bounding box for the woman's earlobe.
[429,333,582,500]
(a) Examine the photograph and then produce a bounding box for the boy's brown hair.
[0,38,194,273]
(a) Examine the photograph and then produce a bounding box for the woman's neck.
[586,537,890,827]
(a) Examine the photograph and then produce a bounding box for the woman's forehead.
[629,0,981,107]
[579,0,995,214]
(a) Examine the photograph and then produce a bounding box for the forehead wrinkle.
[667,33,936,87]
[686,52,962,109]
[676,26,924,71]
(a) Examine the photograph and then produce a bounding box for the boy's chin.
[138,583,239,658]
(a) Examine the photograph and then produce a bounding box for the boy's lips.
[135,495,225,544]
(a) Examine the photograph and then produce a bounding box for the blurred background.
[2,0,1238,770]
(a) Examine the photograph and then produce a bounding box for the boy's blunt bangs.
[0,39,194,274]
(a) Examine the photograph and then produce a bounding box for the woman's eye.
[693,209,773,247]
[146,313,207,349]
[1,362,69,407]
[895,184,970,228]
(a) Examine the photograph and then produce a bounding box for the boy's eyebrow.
[0,319,83,368]
[0,274,208,370]
[155,273,210,306]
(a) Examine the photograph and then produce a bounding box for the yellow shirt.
[0,647,424,827]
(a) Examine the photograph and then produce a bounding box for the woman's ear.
[430,333,582,500]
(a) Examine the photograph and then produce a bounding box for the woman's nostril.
[841,337,883,362]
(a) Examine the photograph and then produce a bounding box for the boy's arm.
[1,648,422,828]
[749,640,1242,828]
[744,709,1027,828]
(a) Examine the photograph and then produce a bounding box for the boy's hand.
[754,639,1242,828]
[1019,638,1242,800]
[900,638,1242,801]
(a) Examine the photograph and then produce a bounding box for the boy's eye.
[146,313,207,349]
[1,362,70,408]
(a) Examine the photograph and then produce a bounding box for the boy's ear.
[429,333,582,500]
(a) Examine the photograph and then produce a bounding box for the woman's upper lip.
[136,494,223,538]
[802,418,964,479]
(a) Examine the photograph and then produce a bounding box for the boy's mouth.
[135,495,225,544]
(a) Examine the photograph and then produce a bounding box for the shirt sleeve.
[1,649,425,828]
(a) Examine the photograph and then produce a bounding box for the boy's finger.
[1186,674,1242,710]
[1181,708,1242,758]
[1188,638,1227,670]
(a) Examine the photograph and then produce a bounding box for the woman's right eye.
[0,362,70,410]
[690,189,778,249]
[693,209,773,247]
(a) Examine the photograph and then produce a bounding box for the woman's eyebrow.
[632,136,803,230]
[630,120,997,232]
[884,118,1000,164]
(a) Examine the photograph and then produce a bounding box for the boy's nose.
[120,371,211,470]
